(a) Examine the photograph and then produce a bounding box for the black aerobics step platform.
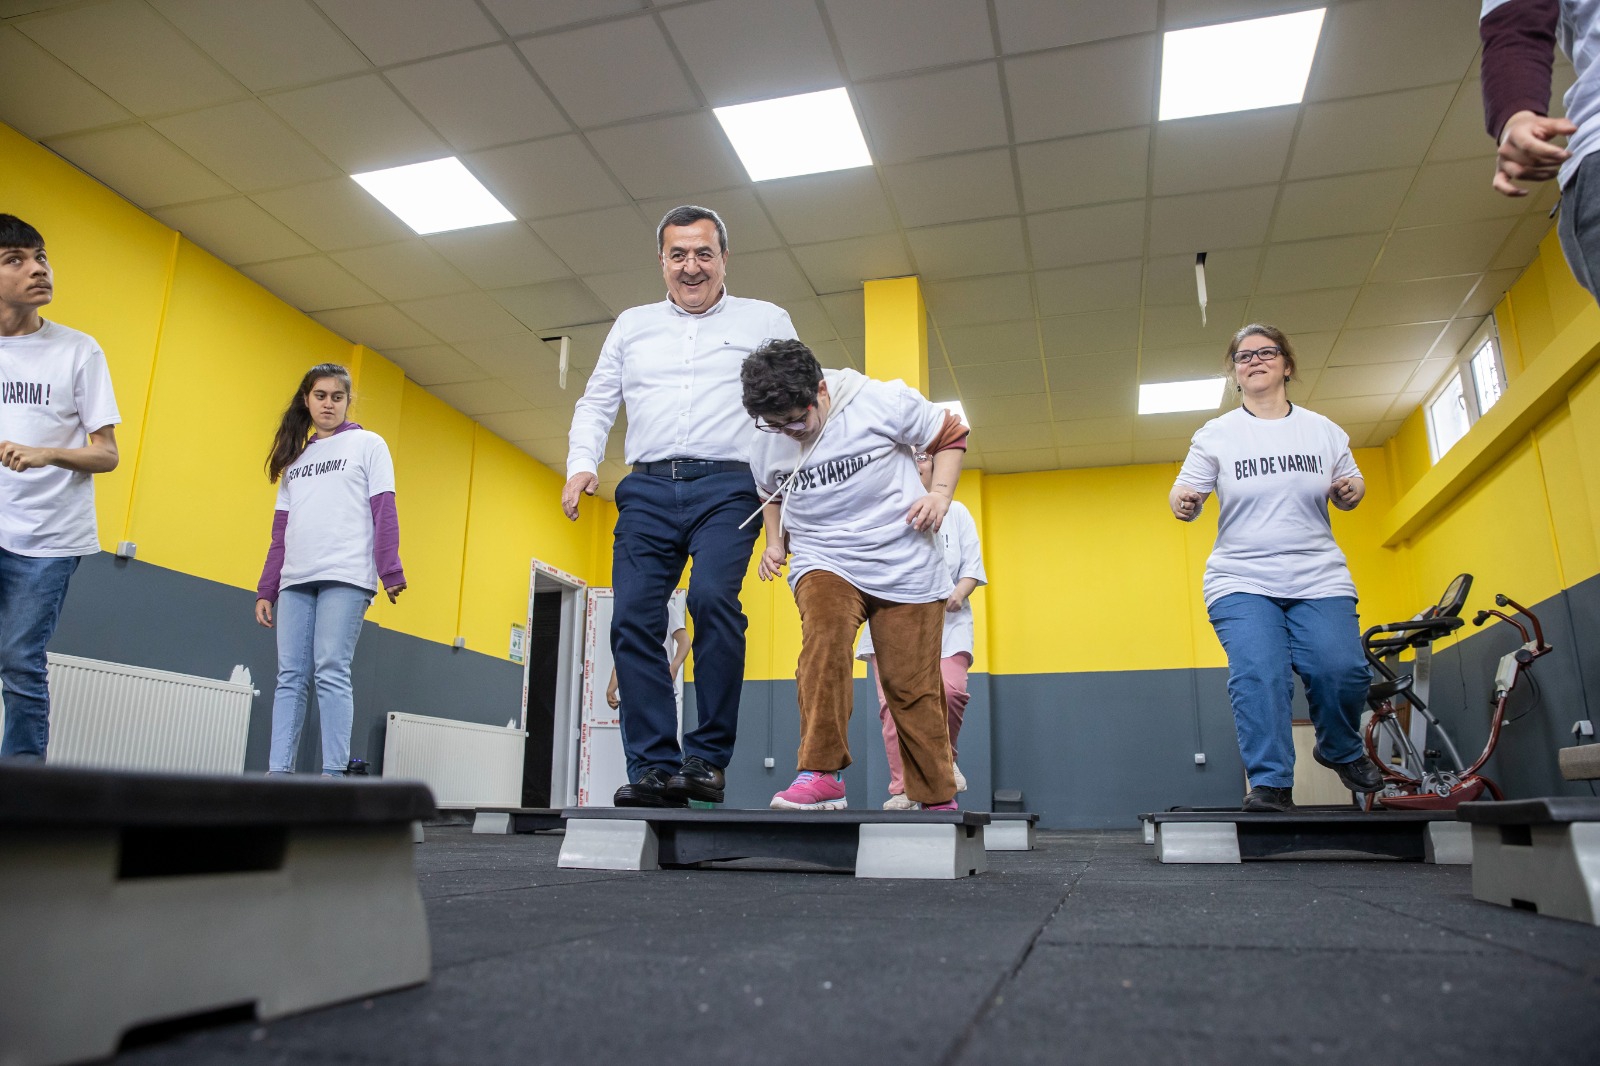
[1137,804,1358,844]
[1147,807,1470,864]
[0,763,436,1066]
[557,806,989,879]
[471,806,565,834]
[1458,797,1600,925]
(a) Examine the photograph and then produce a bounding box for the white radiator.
[32,653,257,774]
[382,712,525,808]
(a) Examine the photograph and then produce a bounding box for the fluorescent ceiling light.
[351,157,514,235]
[1139,378,1225,415]
[713,88,872,181]
[1159,8,1326,121]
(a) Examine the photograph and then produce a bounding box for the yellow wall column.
[863,276,928,392]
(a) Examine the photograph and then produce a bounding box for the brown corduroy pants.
[793,569,956,805]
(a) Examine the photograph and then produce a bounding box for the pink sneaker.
[770,770,847,810]
[920,799,959,811]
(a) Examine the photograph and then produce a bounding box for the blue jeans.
[611,469,760,779]
[1207,593,1370,790]
[269,581,371,775]
[0,547,80,759]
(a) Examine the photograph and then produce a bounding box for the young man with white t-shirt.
[0,214,120,760]
[742,338,969,811]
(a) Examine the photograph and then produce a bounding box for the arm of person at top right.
[1481,0,1575,196]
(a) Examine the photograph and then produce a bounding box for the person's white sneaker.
[952,763,968,793]
[882,793,916,810]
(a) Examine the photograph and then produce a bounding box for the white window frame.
[1424,318,1506,463]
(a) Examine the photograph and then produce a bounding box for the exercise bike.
[1361,575,1552,810]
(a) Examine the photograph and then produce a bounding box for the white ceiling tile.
[428,378,533,417]
[953,359,1047,399]
[252,176,415,251]
[882,149,1020,227]
[1148,185,1277,256]
[517,16,698,128]
[824,0,994,79]
[821,290,865,338]
[1132,411,1211,442]
[1285,331,1338,371]
[758,169,897,244]
[1427,69,1495,164]
[1141,299,1247,350]
[479,409,567,445]
[1034,259,1143,316]
[584,267,667,316]
[906,218,1028,281]
[1462,268,1522,318]
[1133,345,1222,383]
[994,0,1157,53]
[1258,233,1386,294]
[467,135,630,219]
[586,112,747,200]
[1306,0,1481,102]
[1311,360,1418,400]
[0,26,130,139]
[149,0,369,92]
[17,0,244,116]
[780,297,837,343]
[479,0,646,35]
[1040,309,1140,356]
[459,331,565,383]
[963,392,1051,424]
[1372,218,1520,282]
[1395,158,1535,229]
[314,0,501,66]
[1049,386,1134,420]
[383,343,489,386]
[979,447,1059,473]
[1303,396,1398,430]
[491,278,614,332]
[1052,415,1135,446]
[810,338,857,370]
[1327,322,1448,367]
[312,304,438,349]
[425,224,573,288]
[1490,212,1555,271]
[925,275,1035,327]
[152,100,337,192]
[1144,247,1260,305]
[1047,353,1137,392]
[1130,438,1193,463]
[1345,276,1480,329]
[1027,200,1146,270]
[1151,108,1297,197]
[531,205,655,275]
[1017,128,1149,213]
[386,46,570,152]
[237,254,380,311]
[854,63,1009,163]
[1057,441,1134,468]
[790,234,913,295]
[264,75,446,172]
[1006,36,1157,142]
[331,241,475,301]
[939,320,1039,365]
[660,0,842,106]
[731,248,815,303]
[1161,1,1307,30]
[153,197,316,263]
[397,292,530,343]
[965,420,1056,452]
[637,189,784,252]
[1288,84,1456,180]
[45,125,231,208]
[1244,288,1360,335]
[1271,169,1415,243]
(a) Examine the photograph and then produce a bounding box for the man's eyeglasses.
[755,408,810,434]
[665,249,721,265]
[1232,346,1284,365]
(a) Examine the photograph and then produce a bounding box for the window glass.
[1428,372,1470,460]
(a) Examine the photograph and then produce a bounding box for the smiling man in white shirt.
[563,205,797,807]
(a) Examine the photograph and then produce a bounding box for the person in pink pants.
[857,451,986,809]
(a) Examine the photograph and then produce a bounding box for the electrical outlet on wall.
[1194,753,1207,765]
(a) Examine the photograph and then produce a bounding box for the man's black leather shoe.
[666,755,725,803]
[614,768,687,808]
[1312,749,1384,793]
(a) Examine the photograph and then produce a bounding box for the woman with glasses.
[1169,324,1381,812]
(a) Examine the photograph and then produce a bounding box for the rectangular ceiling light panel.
[351,157,514,235]
[1138,378,1225,414]
[714,88,873,182]
[1159,8,1326,121]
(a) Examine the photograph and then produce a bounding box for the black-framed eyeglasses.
[665,249,720,265]
[1232,346,1284,364]
[755,408,811,433]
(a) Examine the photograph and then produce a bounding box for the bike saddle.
[1366,673,1414,704]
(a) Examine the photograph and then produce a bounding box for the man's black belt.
[632,459,750,480]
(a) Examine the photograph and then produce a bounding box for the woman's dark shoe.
[614,768,687,808]
[666,755,725,803]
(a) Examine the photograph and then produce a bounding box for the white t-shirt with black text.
[749,369,952,604]
[276,428,396,592]
[0,320,120,557]
[857,498,986,659]
[1176,405,1361,607]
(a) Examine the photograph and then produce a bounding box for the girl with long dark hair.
[255,363,405,776]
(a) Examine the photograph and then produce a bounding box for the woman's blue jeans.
[269,581,371,775]
[1207,592,1371,790]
